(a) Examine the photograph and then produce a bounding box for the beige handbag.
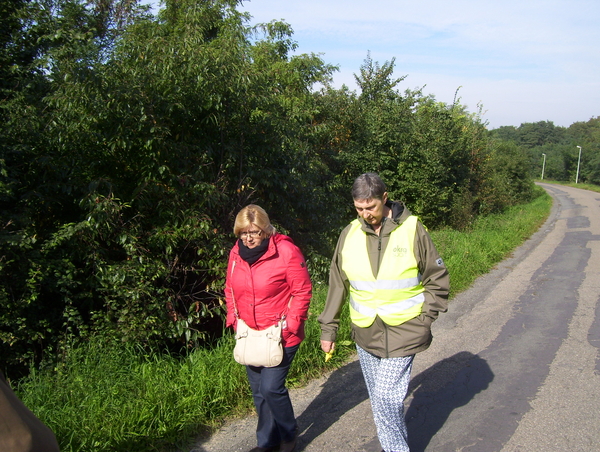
[233,317,284,367]
[231,293,292,367]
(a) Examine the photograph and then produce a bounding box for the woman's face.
[239,224,265,249]
[354,193,388,228]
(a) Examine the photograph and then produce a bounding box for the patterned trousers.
[357,345,415,452]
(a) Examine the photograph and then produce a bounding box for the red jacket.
[225,233,312,347]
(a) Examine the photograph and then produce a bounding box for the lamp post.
[541,153,546,180]
[576,146,582,184]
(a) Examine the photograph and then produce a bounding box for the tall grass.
[431,187,552,296]
[16,190,552,452]
[19,337,252,451]
[17,287,353,452]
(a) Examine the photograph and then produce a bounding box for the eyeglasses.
[239,230,262,239]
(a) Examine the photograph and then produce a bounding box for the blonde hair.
[233,204,276,237]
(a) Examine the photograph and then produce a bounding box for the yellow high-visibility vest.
[341,215,425,327]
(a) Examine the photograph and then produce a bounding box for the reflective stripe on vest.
[342,215,425,327]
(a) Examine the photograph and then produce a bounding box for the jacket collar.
[234,233,279,263]
[358,200,411,234]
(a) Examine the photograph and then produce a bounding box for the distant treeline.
[1,0,537,378]
[489,118,600,183]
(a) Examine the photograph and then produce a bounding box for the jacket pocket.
[387,315,432,354]
[283,317,304,341]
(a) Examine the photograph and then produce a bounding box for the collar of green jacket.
[359,200,412,233]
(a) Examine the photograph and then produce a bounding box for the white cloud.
[239,0,600,128]
[138,1,600,128]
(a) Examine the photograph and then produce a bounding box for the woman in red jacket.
[225,205,312,452]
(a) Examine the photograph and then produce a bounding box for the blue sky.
[153,0,600,129]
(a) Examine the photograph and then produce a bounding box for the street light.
[541,153,546,180]
[576,146,582,184]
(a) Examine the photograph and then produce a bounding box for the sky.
[152,0,600,130]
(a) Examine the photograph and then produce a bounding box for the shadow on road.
[296,360,369,450]
[406,351,494,452]
[190,353,493,452]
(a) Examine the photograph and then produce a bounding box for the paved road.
[191,183,600,452]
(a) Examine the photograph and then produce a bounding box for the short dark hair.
[351,172,387,200]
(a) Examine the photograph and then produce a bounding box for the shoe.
[279,425,299,452]
[279,439,296,452]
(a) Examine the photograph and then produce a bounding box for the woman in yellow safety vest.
[319,173,449,452]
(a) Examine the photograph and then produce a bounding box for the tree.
[567,117,600,184]
[491,118,600,185]
[1,0,340,376]
[354,51,406,103]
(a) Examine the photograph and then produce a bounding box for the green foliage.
[18,336,252,452]
[474,140,537,219]
[354,52,407,103]
[16,286,353,452]
[492,121,567,148]
[490,117,600,186]
[1,0,541,378]
[394,97,490,228]
[567,117,600,184]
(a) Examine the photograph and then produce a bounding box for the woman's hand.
[320,340,335,353]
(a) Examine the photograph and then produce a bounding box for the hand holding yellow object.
[325,349,335,362]
[320,340,336,362]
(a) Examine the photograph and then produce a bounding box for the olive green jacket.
[318,201,449,358]
[0,371,60,452]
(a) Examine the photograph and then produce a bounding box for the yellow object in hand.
[325,349,335,362]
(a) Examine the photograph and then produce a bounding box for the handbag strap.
[232,292,240,319]
[230,261,241,319]
[281,296,293,321]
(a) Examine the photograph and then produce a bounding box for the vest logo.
[393,246,408,258]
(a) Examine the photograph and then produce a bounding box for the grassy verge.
[432,187,552,297]
[16,189,552,452]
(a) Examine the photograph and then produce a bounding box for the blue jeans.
[246,344,300,449]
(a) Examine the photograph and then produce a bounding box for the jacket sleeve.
[415,221,449,321]
[1,371,60,452]
[224,251,236,329]
[318,226,350,342]
[283,242,312,336]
